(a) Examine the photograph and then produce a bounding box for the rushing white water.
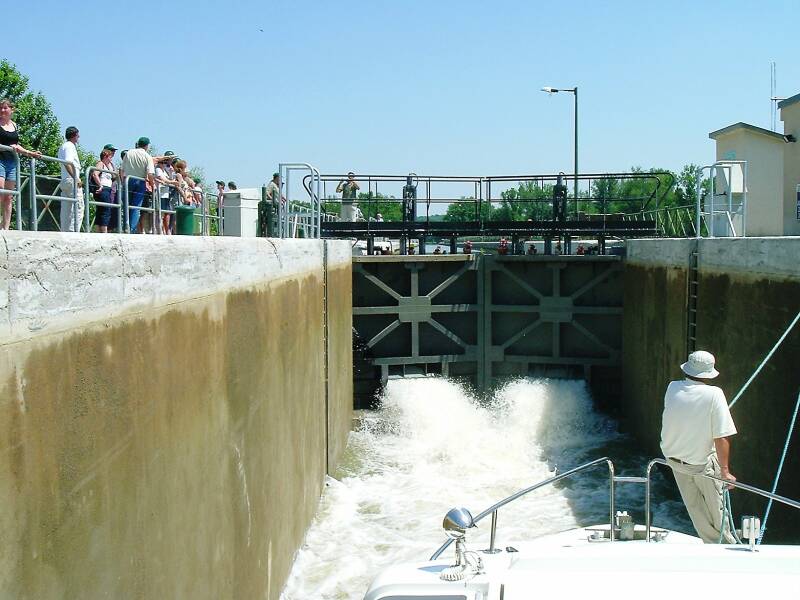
[281,377,687,599]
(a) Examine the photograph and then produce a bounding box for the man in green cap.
[265,172,283,206]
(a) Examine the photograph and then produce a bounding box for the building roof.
[777,92,800,110]
[708,122,784,141]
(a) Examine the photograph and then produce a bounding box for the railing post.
[29,158,38,232]
[123,175,131,233]
[155,183,162,234]
[608,459,615,542]
[645,461,654,542]
[84,166,92,232]
[12,149,21,230]
[489,511,498,553]
[695,168,702,239]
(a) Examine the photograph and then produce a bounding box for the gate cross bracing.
[353,254,623,394]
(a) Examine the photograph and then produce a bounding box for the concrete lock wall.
[0,232,352,599]
[621,237,800,540]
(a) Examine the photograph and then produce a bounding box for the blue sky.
[6,0,800,194]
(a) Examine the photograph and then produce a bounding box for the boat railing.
[430,457,616,560]
[430,456,800,560]
[645,458,800,542]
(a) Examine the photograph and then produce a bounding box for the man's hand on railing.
[720,468,736,490]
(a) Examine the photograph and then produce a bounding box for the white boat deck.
[363,526,800,600]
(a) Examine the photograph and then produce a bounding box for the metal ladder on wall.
[686,242,699,354]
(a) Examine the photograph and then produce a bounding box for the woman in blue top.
[0,98,42,229]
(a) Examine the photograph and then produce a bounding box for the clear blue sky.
[6,0,800,193]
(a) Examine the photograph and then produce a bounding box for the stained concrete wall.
[0,232,352,599]
[622,237,800,540]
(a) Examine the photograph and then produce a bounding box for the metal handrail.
[279,163,321,238]
[0,144,22,230]
[430,457,615,560]
[429,456,800,561]
[645,458,800,542]
[30,155,82,232]
[203,192,223,235]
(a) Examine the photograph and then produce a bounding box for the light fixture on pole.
[542,86,579,214]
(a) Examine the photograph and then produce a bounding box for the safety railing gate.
[278,162,321,238]
[695,161,748,238]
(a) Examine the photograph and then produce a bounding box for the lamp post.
[542,86,578,214]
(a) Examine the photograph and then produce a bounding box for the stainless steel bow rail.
[644,458,800,540]
[430,457,616,560]
[430,457,800,560]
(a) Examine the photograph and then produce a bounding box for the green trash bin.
[175,205,196,235]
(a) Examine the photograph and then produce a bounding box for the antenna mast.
[771,62,777,131]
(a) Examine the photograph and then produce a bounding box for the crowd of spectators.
[92,135,208,234]
[0,109,228,234]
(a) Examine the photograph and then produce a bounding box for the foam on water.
[281,377,685,599]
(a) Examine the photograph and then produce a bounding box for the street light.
[542,86,578,213]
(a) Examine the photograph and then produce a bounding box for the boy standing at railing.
[57,126,84,232]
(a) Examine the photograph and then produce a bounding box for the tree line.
[444,167,710,223]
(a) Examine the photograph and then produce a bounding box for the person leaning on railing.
[155,151,179,234]
[91,144,118,233]
[121,137,155,233]
[660,351,738,544]
[0,97,42,230]
[57,126,84,233]
[172,160,196,207]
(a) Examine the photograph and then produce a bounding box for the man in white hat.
[660,350,738,543]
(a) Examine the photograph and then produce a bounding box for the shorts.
[160,197,171,211]
[0,155,17,180]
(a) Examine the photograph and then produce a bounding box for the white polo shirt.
[57,140,81,182]
[660,379,737,465]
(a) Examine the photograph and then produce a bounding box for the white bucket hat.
[681,350,719,379]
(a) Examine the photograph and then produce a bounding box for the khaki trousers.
[57,178,85,233]
[668,455,737,544]
[340,203,358,222]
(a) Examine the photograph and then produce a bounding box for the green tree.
[444,196,492,222]
[494,181,554,221]
[0,60,63,174]
[673,164,710,208]
[323,192,403,221]
[589,168,675,215]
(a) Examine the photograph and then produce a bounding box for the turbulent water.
[281,377,689,599]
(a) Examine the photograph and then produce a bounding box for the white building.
[709,93,800,236]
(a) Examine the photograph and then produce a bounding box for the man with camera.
[336,171,360,222]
